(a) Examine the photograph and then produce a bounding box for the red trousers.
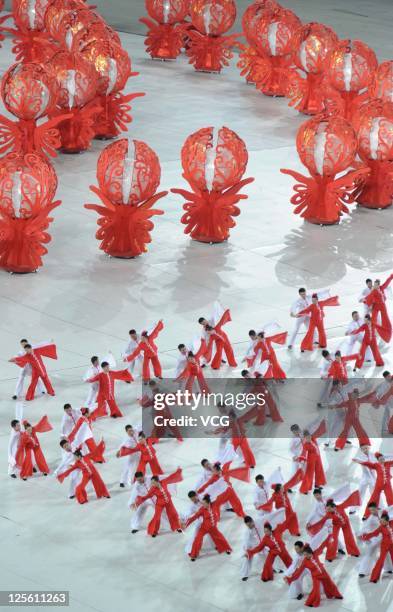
[233,438,255,468]
[190,525,231,558]
[305,575,342,606]
[301,320,326,351]
[371,303,392,343]
[211,341,237,370]
[147,501,181,535]
[215,487,245,517]
[300,455,326,493]
[92,399,123,419]
[185,374,210,394]
[261,549,292,581]
[75,472,110,504]
[355,339,384,369]
[335,414,370,449]
[20,447,49,479]
[137,456,163,476]
[365,482,393,517]
[142,355,162,380]
[370,545,393,582]
[326,524,360,560]
[25,373,54,401]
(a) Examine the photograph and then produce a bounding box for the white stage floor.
[1,25,393,612]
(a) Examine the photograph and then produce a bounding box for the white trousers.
[288,317,309,347]
[120,456,137,486]
[69,469,81,497]
[240,551,265,579]
[85,382,99,408]
[130,501,153,530]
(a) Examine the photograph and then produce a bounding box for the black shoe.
[297,594,303,600]
[345,440,352,445]
[201,364,206,368]
[359,574,365,578]
[242,577,248,581]
[287,488,293,493]
[120,483,125,488]
[334,448,339,452]
[338,549,345,555]
[352,555,359,558]
[226,551,231,555]
[33,468,37,473]
[131,530,138,534]
[388,571,393,574]
[43,473,48,476]
[69,495,75,499]
[191,558,196,561]
[22,478,27,481]
[371,580,377,583]
[226,508,235,512]
[12,395,17,400]
[10,474,17,479]
[152,534,157,538]
[177,529,182,533]
[349,511,356,515]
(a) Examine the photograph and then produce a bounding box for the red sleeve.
[136,489,155,506]
[119,445,139,457]
[111,369,133,382]
[320,296,339,308]
[381,274,393,291]
[288,559,307,583]
[185,507,203,527]
[350,324,366,336]
[86,373,101,383]
[125,345,142,362]
[11,355,29,368]
[297,305,312,317]
[284,467,303,490]
[33,415,53,434]
[149,320,164,341]
[248,535,267,557]
[35,344,57,360]
[195,339,207,361]
[362,526,381,541]
[215,308,232,330]
[267,332,288,345]
[162,467,183,486]
[57,463,78,483]
[197,474,217,493]
[343,353,359,362]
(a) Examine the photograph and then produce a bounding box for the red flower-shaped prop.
[324,40,378,120]
[370,61,393,104]
[0,152,60,273]
[48,50,99,153]
[237,0,280,84]
[251,5,301,96]
[171,126,254,243]
[186,0,240,73]
[84,138,167,258]
[281,115,369,225]
[353,100,393,209]
[0,62,70,158]
[286,22,338,115]
[140,0,189,60]
[82,39,145,139]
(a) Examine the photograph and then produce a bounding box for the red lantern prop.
[0,0,54,62]
[186,0,240,73]
[171,126,254,243]
[324,40,378,120]
[51,6,104,51]
[84,138,167,258]
[140,0,189,60]
[353,100,393,209]
[0,152,60,273]
[285,22,338,115]
[281,115,369,225]
[81,39,145,139]
[251,5,301,96]
[370,61,393,104]
[48,50,99,153]
[0,62,71,159]
[44,0,94,41]
[237,0,279,84]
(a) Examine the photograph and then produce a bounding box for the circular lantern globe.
[1,62,56,120]
[49,50,98,109]
[326,40,377,93]
[292,23,338,75]
[254,7,300,57]
[189,0,237,36]
[146,0,189,24]
[82,40,131,96]
[12,0,52,31]
[355,103,393,162]
[242,0,279,47]
[370,61,393,103]
[44,0,93,40]
[97,138,161,205]
[181,126,248,192]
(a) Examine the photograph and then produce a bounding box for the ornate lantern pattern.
[0,152,60,273]
[186,0,240,73]
[369,61,393,104]
[48,50,99,153]
[51,7,104,51]
[250,6,301,96]
[285,22,338,115]
[84,138,167,258]
[0,0,54,63]
[171,126,254,243]
[323,39,378,120]
[281,115,369,224]
[353,100,393,209]
[140,0,189,60]
[81,39,145,139]
[0,62,70,159]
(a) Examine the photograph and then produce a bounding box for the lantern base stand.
[151,57,176,62]
[139,19,184,61]
[356,161,393,210]
[186,31,240,74]
[192,236,228,244]
[60,148,85,155]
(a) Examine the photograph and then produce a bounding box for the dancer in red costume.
[327,350,358,383]
[177,340,209,393]
[87,361,132,419]
[297,293,339,351]
[67,410,105,461]
[260,470,303,536]
[9,342,57,400]
[197,462,248,518]
[352,314,385,370]
[310,495,361,561]
[140,381,183,442]
[15,416,53,480]
[361,512,393,582]
[363,275,393,343]
[241,372,283,423]
[246,519,292,582]
[201,308,237,370]
[248,329,287,378]
[212,411,256,469]
[184,493,232,561]
[124,320,164,381]
[132,469,183,537]
[286,544,343,606]
[57,449,110,505]
[334,388,373,451]
[353,453,393,518]
[118,432,164,476]
[296,429,326,494]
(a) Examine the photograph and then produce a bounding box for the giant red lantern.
[84,138,167,258]
[52,6,104,51]
[44,0,92,40]
[324,40,378,120]
[0,152,60,273]
[252,6,301,96]
[0,62,70,159]
[0,0,54,62]
[48,50,99,153]
[82,39,145,139]
[353,101,393,209]
[140,0,189,60]
[286,22,338,115]
[186,0,240,73]
[281,115,369,225]
[370,61,393,104]
[237,0,280,84]
[171,126,254,243]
